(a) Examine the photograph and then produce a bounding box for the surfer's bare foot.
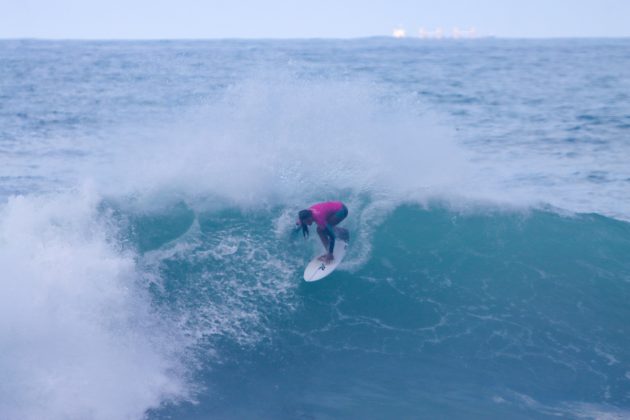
[318,253,334,263]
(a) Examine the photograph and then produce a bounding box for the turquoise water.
[1,39,630,419]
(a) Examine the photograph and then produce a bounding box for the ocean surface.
[1,38,630,419]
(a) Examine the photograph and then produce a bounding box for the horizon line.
[1,35,630,42]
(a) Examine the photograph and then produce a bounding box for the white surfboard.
[303,240,348,282]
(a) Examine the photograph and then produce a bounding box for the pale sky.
[1,0,629,39]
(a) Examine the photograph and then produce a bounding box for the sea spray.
[0,188,194,420]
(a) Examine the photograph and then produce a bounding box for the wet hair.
[298,209,312,238]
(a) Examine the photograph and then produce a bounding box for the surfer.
[297,201,349,263]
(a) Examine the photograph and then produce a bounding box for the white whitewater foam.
[0,187,193,420]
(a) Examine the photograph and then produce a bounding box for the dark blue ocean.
[1,38,630,420]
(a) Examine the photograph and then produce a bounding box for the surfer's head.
[297,209,313,238]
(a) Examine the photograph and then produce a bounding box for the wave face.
[140,204,630,420]
[1,39,630,419]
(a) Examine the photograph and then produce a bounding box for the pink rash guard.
[309,201,344,228]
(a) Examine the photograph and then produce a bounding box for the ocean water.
[1,38,630,419]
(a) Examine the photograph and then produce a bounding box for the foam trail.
[0,187,193,420]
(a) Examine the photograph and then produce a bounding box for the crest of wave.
[98,74,471,210]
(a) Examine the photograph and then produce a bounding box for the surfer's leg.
[328,205,348,226]
[317,228,330,251]
[329,205,349,241]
